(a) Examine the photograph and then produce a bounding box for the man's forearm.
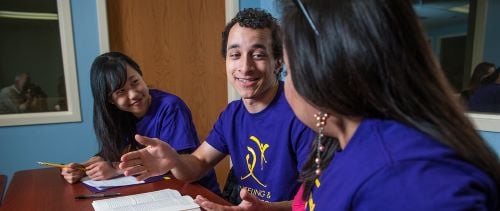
[170,154,211,183]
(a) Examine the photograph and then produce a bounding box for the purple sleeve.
[205,111,228,154]
[353,161,496,210]
[292,120,315,171]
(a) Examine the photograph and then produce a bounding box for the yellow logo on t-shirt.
[250,136,269,169]
[306,178,321,211]
[241,135,269,187]
[308,192,316,211]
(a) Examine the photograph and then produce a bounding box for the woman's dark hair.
[461,62,496,103]
[221,8,282,61]
[90,52,143,161]
[468,62,496,91]
[280,0,500,199]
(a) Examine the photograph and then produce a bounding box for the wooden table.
[1,167,229,210]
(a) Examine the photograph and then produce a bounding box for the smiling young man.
[119,9,315,210]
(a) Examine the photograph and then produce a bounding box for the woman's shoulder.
[356,158,498,210]
[351,119,460,167]
[149,89,190,110]
[362,119,496,192]
[150,89,184,102]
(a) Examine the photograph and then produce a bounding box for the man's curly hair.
[221,8,282,61]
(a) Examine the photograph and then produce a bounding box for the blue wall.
[0,0,100,184]
[0,0,498,187]
[483,0,500,65]
[240,0,280,19]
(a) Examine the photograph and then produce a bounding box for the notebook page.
[81,176,144,190]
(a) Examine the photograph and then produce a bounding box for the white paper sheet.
[81,176,144,190]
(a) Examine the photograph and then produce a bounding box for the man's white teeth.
[238,78,254,82]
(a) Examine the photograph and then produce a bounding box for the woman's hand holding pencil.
[59,162,88,184]
[37,161,86,171]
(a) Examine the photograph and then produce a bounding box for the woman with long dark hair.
[461,62,496,104]
[468,67,500,113]
[61,52,220,194]
[281,0,500,210]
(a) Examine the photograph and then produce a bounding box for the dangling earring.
[314,112,328,176]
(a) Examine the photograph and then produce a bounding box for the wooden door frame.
[95,0,239,103]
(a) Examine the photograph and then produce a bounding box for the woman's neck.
[325,116,363,149]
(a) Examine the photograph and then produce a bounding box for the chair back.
[221,168,242,205]
[0,174,6,205]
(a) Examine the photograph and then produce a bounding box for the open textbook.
[92,189,200,211]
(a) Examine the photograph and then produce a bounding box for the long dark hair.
[280,0,500,198]
[90,52,143,161]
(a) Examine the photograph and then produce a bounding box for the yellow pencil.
[37,161,86,171]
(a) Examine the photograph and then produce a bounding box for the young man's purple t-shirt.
[307,118,498,210]
[206,83,315,202]
[136,89,221,194]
